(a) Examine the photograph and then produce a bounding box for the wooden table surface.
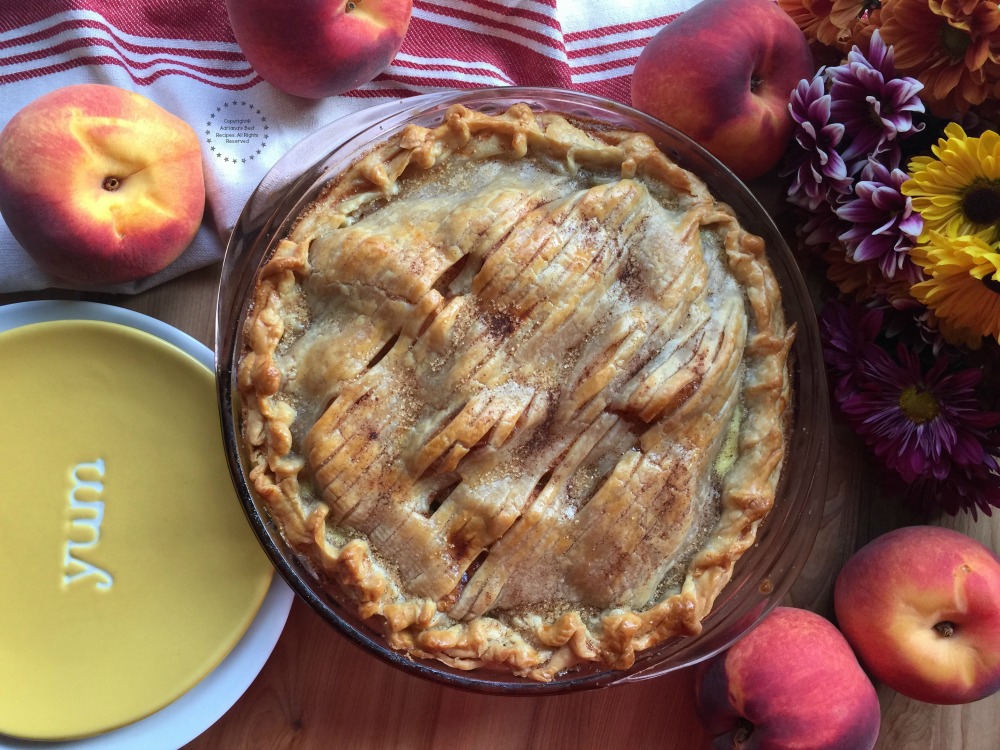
[4,262,999,750]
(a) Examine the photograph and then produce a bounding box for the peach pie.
[238,103,793,681]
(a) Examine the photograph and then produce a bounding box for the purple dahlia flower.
[893,452,1000,518]
[835,158,924,283]
[828,30,926,169]
[785,73,852,211]
[839,343,1000,485]
[879,298,960,359]
[819,297,884,400]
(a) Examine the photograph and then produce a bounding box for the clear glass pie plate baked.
[215,87,830,695]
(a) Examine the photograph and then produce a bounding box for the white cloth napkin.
[0,0,699,293]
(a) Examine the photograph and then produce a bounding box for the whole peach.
[695,606,880,749]
[225,0,413,99]
[0,84,205,285]
[835,525,1000,705]
[630,0,813,181]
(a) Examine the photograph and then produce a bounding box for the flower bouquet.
[779,0,1000,517]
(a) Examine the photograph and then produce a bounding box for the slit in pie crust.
[238,103,793,682]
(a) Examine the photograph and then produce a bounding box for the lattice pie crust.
[239,103,793,682]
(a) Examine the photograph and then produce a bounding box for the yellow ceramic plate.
[0,301,290,745]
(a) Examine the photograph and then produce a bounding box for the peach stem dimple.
[935,621,956,638]
[733,719,753,748]
[102,176,121,192]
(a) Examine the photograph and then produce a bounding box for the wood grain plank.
[187,598,713,749]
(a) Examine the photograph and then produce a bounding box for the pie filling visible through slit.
[239,103,794,682]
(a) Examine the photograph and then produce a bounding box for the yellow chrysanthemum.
[909,230,1000,345]
[903,122,1000,242]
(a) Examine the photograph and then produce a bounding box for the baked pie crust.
[239,103,793,682]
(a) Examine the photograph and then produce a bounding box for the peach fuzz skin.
[225,0,412,99]
[0,84,205,285]
[835,525,1000,705]
[695,607,880,750]
[630,0,813,181]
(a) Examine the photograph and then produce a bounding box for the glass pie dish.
[215,87,830,694]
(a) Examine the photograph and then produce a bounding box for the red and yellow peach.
[630,0,813,181]
[695,606,881,749]
[225,0,413,99]
[835,525,1000,705]
[0,84,205,285]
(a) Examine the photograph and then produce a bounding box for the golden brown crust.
[239,103,792,680]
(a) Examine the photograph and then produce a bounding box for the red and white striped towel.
[0,0,697,293]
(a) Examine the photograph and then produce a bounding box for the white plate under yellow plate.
[0,301,292,747]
